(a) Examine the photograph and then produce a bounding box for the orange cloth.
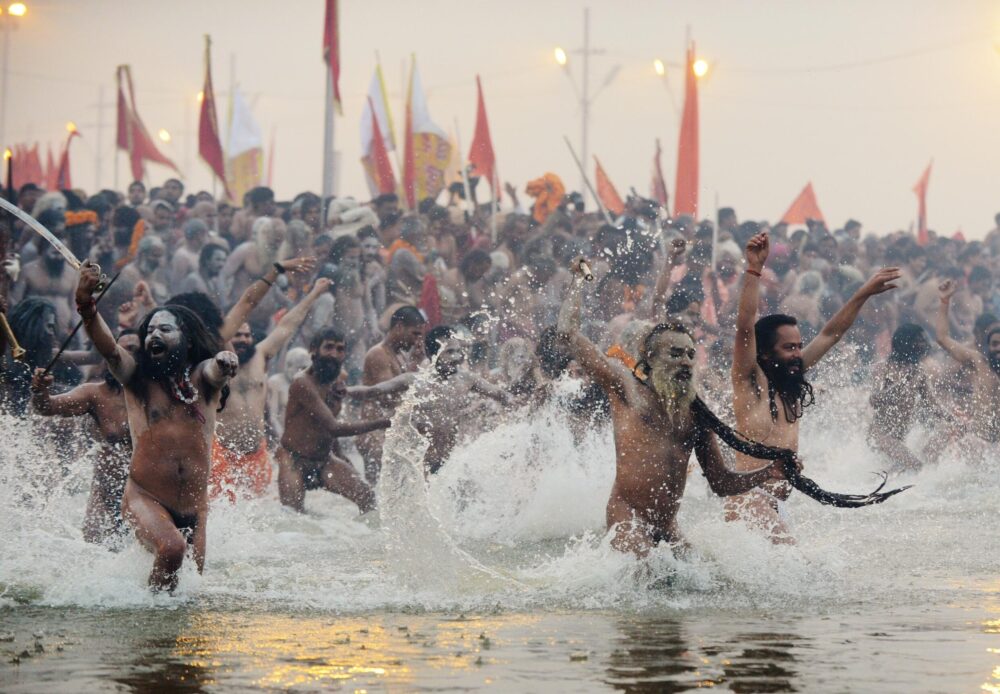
[209,437,272,502]
[386,238,425,263]
[525,172,565,224]
[115,219,146,270]
[606,344,637,371]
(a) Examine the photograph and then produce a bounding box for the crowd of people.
[2,172,998,590]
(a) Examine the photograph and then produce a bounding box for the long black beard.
[689,397,911,508]
[758,357,814,423]
[235,343,256,365]
[312,356,342,384]
[137,345,185,382]
[43,256,65,277]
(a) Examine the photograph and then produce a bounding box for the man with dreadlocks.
[559,257,790,556]
[77,261,238,592]
[30,330,141,544]
[729,232,900,542]
[936,279,1000,441]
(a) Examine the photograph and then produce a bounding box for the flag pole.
[563,135,612,225]
[711,190,719,270]
[453,118,473,223]
[322,68,335,220]
[491,168,499,244]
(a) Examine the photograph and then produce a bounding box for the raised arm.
[291,378,391,436]
[346,371,415,401]
[76,261,135,385]
[935,279,981,365]
[732,232,768,382]
[694,430,785,496]
[643,238,686,320]
[801,266,900,369]
[30,370,94,417]
[221,256,317,342]
[256,277,331,359]
[557,256,629,397]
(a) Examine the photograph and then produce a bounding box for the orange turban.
[525,172,565,225]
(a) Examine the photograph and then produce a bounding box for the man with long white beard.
[76,261,238,592]
[729,232,899,542]
[209,278,332,502]
[558,257,788,557]
[936,278,1000,441]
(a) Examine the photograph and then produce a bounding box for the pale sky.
[4,0,999,237]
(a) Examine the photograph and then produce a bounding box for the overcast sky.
[4,0,999,237]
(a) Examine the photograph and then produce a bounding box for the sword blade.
[0,197,82,270]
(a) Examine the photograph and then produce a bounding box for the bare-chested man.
[414,325,510,474]
[30,330,141,544]
[559,258,788,556]
[77,261,238,592]
[730,232,899,542]
[12,235,77,336]
[357,305,426,485]
[936,278,1000,441]
[277,328,410,512]
[209,277,332,501]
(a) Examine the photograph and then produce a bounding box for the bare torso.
[216,352,269,454]
[280,373,343,460]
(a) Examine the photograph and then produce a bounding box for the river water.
[1,374,998,692]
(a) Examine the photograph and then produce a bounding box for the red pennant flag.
[780,182,825,225]
[673,42,699,217]
[368,97,396,194]
[322,0,342,114]
[45,144,57,190]
[55,129,81,190]
[594,156,624,216]
[25,144,44,187]
[198,35,230,198]
[912,160,932,247]
[651,138,668,208]
[468,75,499,201]
[11,144,25,190]
[116,65,179,182]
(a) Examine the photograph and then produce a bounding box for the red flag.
[116,65,179,182]
[952,229,964,242]
[468,75,499,201]
[673,42,699,217]
[651,138,668,208]
[594,156,624,216]
[11,144,25,190]
[198,35,230,198]
[913,160,932,246]
[322,0,342,114]
[25,144,44,187]
[45,144,57,190]
[55,129,81,190]
[780,182,825,225]
[368,97,396,194]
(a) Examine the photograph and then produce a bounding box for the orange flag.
[116,65,179,181]
[367,96,396,194]
[594,156,624,216]
[322,0,342,114]
[198,35,230,198]
[673,42,699,217]
[781,182,824,225]
[912,160,932,246]
[651,138,668,208]
[45,144,56,190]
[55,129,80,190]
[468,75,499,201]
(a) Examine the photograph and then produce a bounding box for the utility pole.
[94,85,106,190]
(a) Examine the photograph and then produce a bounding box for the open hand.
[282,256,318,277]
[860,267,901,297]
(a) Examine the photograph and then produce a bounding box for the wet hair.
[889,324,930,365]
[634,322,694,378]
[329,235,360,265]
[198,242,228,273]
[665,290,698,316]
[309,327,345,352]
[357,225,379,242]
[390,305,426,328]
[112,205,141,231]
[248,186,274,207]
[166,292,224,336]
[380,210,402,231]
[8,297,56,369]
[754,313,814,423]
[536,326,572,379]
[460,249,491,278]
[424,325,456,358]
[134,306,228,411]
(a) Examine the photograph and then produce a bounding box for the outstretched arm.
[256,277,332,359]
[346,371,415,401]
[732,232,768,383]
[291,378,391,436]
[557,256,629,397]
[200,350,239,391]
[695,431,785,496]
[31,370,94,417]
[221,256,317,342]
[77,261,135,385]
[935,279,981,365]
[801,267,900,369]
[471,375,511,404]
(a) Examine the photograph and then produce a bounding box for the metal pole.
[563,135,612,225]
[321,67,335,208]
[580,7,589,202]
[0,19,12,156]
[453,118,473,220]
[95,85,105,189]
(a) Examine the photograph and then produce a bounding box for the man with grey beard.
[558,257,787,557]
